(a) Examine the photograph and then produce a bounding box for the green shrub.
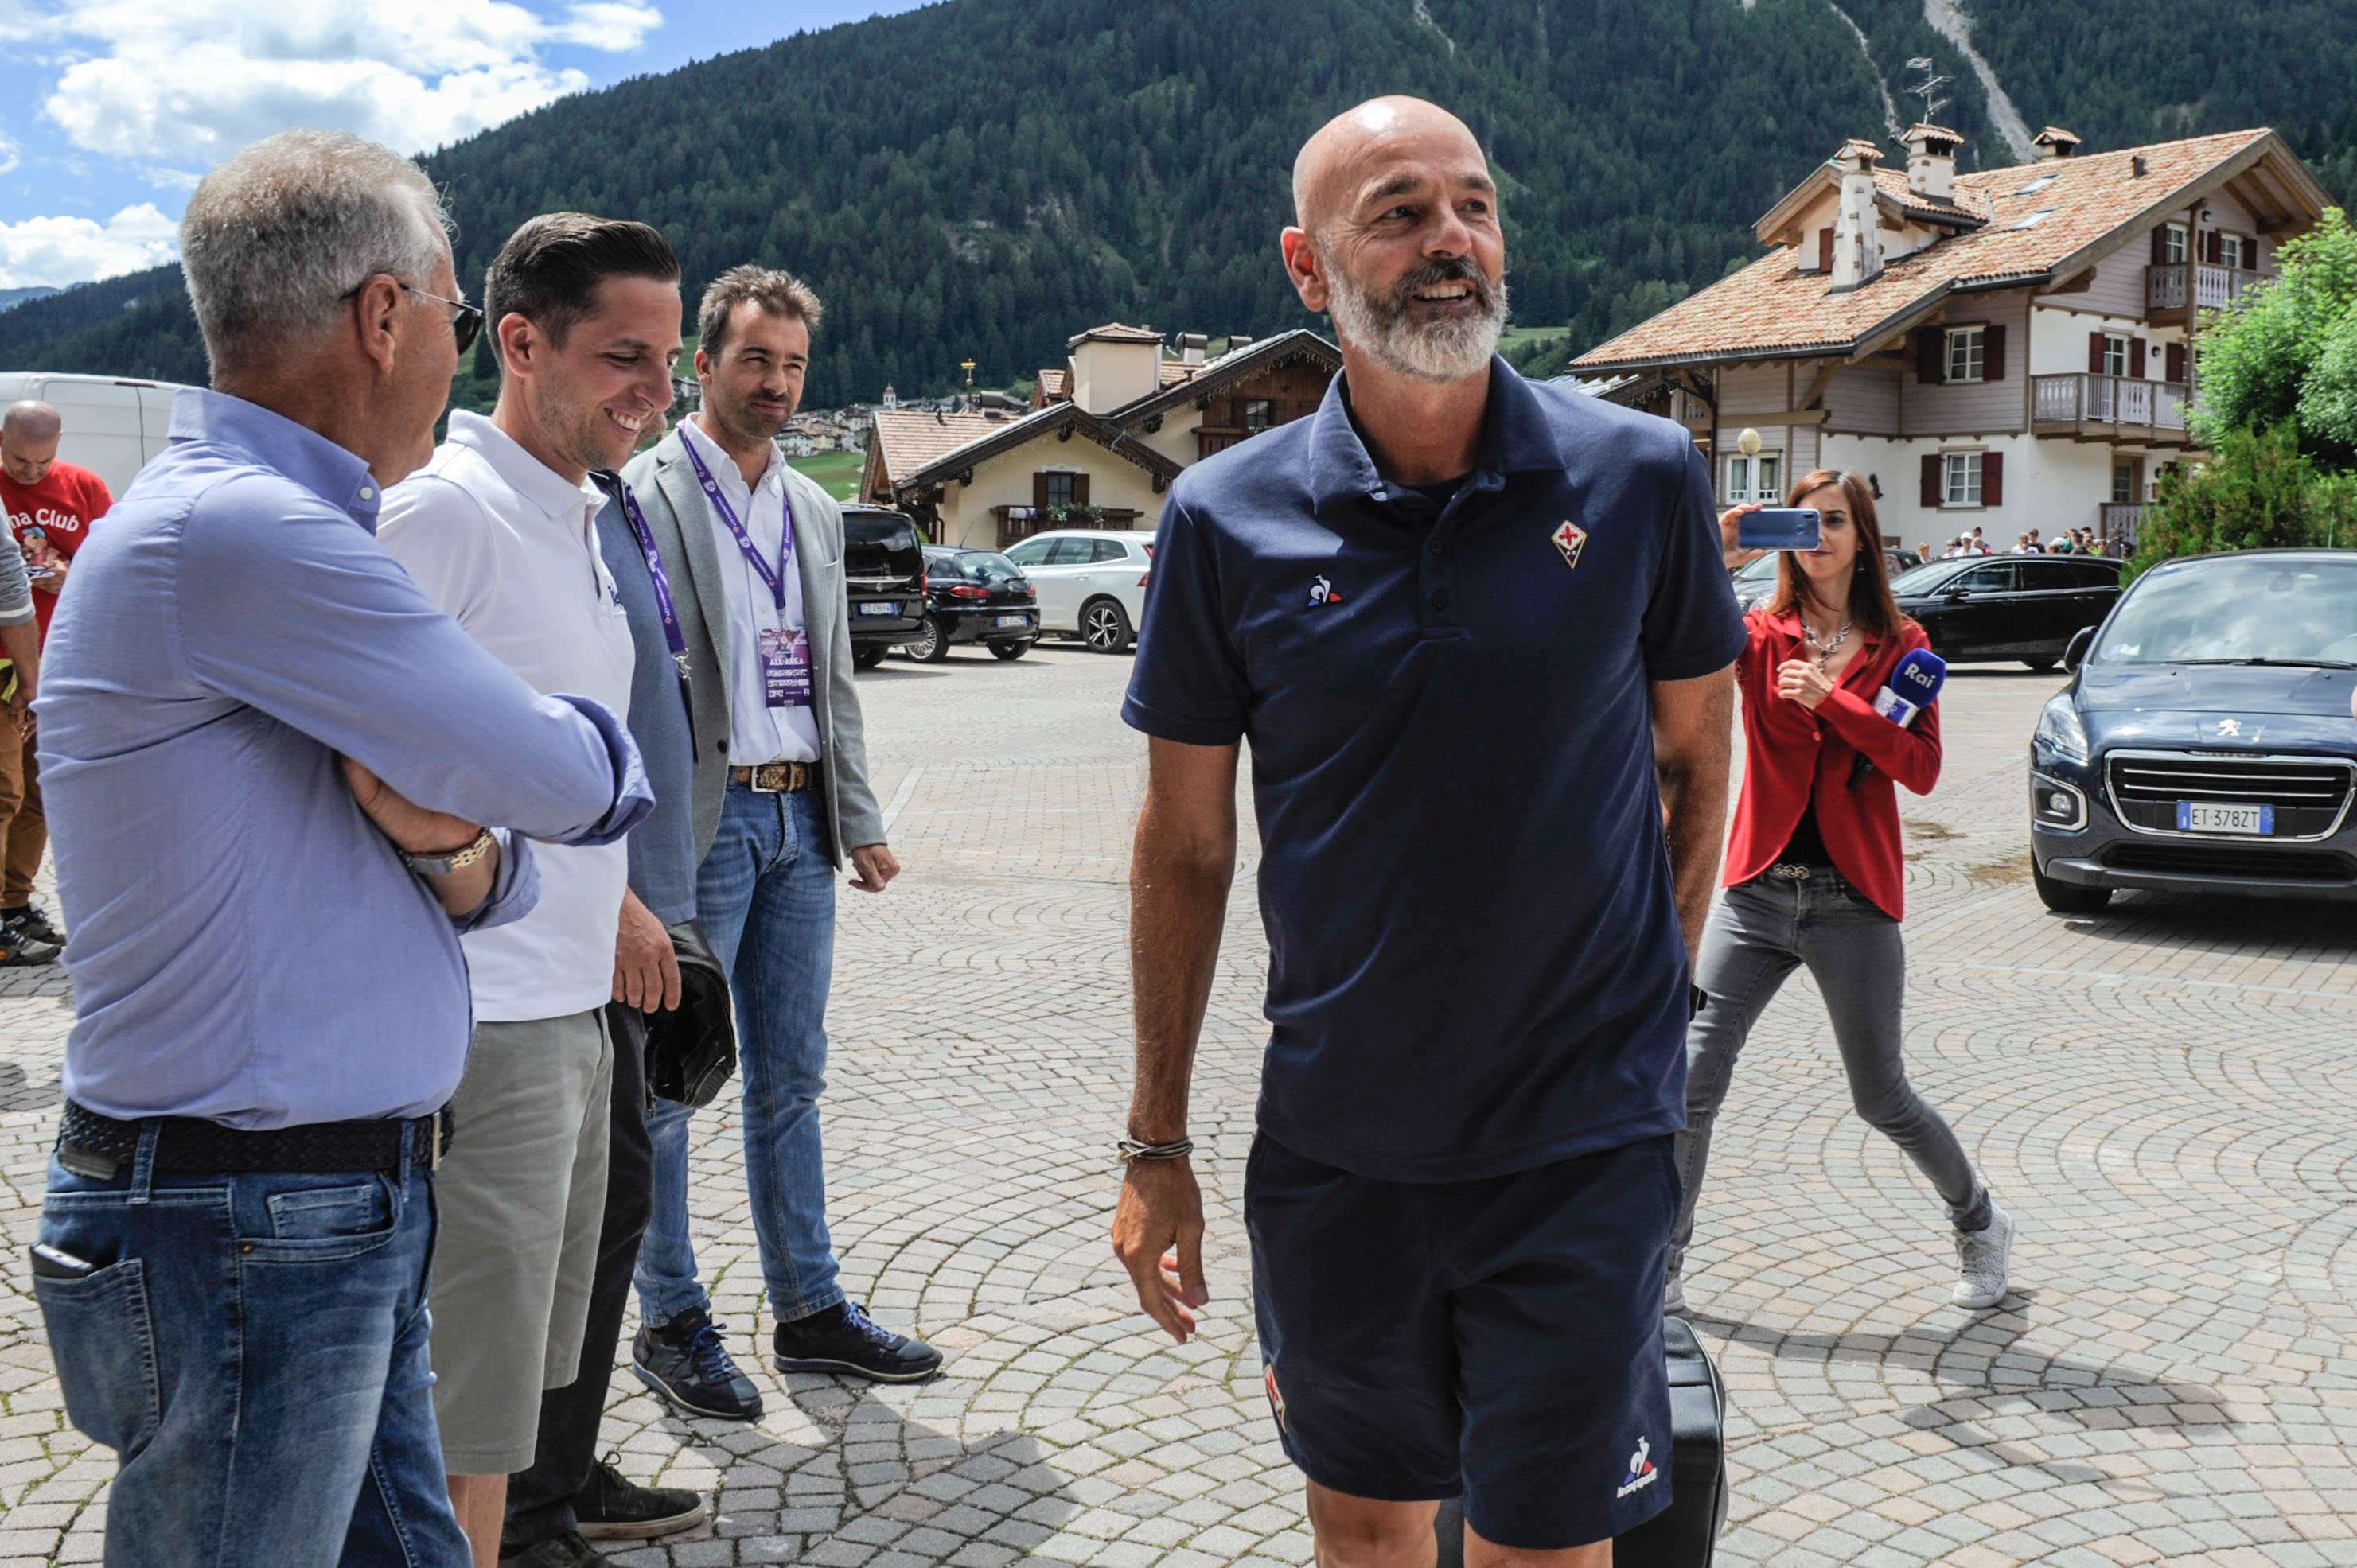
[2191,208,2357,463]
[2129,422,2357,579]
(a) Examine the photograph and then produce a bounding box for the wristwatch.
[399,827,497,878]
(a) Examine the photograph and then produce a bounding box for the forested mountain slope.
[6,0,2355,405]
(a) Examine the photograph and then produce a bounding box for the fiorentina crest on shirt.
[1551,519,1588,570]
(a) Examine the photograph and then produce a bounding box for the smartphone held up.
[1736,508,1823,551]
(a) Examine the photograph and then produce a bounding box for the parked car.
[841,505,928,671]
[1889,552,2121,669]
[902,546,1039,662]
[999,529,1155,652]
[1731,547,1920,612]
[2028,550,2357,912]
[0,371,196,496]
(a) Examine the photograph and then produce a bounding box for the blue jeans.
[637,783,843,1328]
[36,1134,468,1567]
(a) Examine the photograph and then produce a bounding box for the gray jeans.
[1669,870,1985,1286]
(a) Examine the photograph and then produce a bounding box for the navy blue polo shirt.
[1123,359,1743,1183]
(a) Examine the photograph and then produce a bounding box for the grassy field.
[789,448,864,501]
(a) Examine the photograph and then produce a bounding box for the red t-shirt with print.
[2,460,111,641]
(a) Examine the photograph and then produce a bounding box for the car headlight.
[2034,691,2090,765]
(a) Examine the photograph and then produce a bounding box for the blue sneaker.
[773,1300,942,1383]
[632,1306,762,1420]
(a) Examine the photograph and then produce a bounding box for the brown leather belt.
[730,761,813,792]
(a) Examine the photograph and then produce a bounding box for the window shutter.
[1817,228,1834,272]
[2165,341,2187,383]
[1032,472,1049,509]
[1921,453,1943,508]
[2088,331,2106,375]
[2129,338,2147,378]
[1983,322,2007,382]
[1982,451,2004,507]
[1073,473,1091,506]
[1915,329,1944,385]
[2203,229,2223,265]
[2250,239,2264,270]
[2149,226,2167,264]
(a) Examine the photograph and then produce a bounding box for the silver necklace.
[1802,615,1854,671]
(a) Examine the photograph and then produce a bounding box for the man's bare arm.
[1652,667,1736,965]
[1112,736,1239,1344]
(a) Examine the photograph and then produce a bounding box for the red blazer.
[1724,608,1942,919]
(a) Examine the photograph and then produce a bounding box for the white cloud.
[36,0,661,164]
[0,203,178,287]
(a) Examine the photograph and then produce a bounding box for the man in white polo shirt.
[379,212,681,1568]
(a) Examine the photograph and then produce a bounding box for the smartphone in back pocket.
[1737,508,1822,551]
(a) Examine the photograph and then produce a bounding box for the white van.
[0,372,195,497]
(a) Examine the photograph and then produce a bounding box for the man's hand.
[2,620,39,739]
[1112,1158,1210,1343]
[341,757,482,854]
[614,888,682,1011]
[1651,668,1736,966]
[847,842,899,893]
[343,757,497,918]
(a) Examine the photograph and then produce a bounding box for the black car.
[902,546,1040,662]
[1732,547,1921,613]
[1890,552,2122,669]
[2028,550,2357,911]
[842,506,927,671]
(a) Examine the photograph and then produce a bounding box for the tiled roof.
[1576,130,2300,372]
[1160,361,1206,385]
[1066,321,1164,348]
[1036,368,1068,398]
[868,410,1009,484]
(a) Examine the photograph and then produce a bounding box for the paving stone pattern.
[2,648,2354,1566]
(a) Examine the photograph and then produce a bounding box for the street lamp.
[1736,428,1762,458]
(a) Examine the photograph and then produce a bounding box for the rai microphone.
[1848,648,1946,788]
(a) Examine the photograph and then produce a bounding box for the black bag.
[1433,1314,1728,1567]
[641,920,737,1108]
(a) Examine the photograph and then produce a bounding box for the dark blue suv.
[2029,551,2357,911]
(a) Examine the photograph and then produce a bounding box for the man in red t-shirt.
[0,400,110,950]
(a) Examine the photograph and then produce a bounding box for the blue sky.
[0,0,931,288]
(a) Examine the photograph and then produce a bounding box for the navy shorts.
[1245,1131,1678,1550]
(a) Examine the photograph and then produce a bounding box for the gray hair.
[181,129,451,377]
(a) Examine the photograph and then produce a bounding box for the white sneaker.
[1662,1274,1689,1317]
[1952,1202,2014,1309]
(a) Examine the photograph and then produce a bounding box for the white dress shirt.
[379,410,637,1023]
[680,417,822,766]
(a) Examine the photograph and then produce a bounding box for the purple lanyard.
[615,482,689,678]
[682,433,794,613]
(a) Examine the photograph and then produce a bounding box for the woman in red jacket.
[1665,469,2013,1317]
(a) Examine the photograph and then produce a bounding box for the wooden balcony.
[2145,263,2262,324]
[2032,374,2193,446]
[990,504,1143,549]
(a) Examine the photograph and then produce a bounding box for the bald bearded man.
[1112,98,1743,1566]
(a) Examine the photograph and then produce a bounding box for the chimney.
[2032,126,2082,160]
[1066,322,1163,414]
[1829,139,1885,292]
[1903,123,1962,201]
[1177,332,1208,366]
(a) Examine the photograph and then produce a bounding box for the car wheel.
[2023,656,2059,672]
[905,613,949,663]
[851,644,887,672]
[989,639,1032,661]
[1081,597,1134,653]
[2032,857,2111,914]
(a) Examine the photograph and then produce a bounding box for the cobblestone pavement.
[3,643,2355,1567]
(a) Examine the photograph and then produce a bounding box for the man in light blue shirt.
[30,130,649,1568]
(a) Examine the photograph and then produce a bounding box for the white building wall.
[1821,430,2117,553]
[932,440,1169,551]
[1898,290,2031,435]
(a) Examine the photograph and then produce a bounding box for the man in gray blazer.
[623,264,938,1417]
